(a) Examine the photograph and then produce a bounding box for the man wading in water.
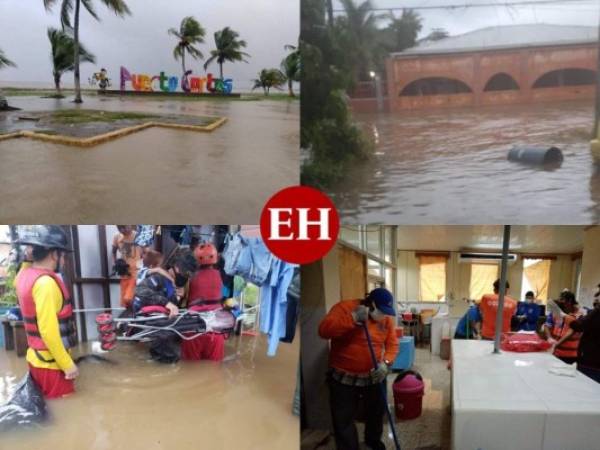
[15,226,79,398]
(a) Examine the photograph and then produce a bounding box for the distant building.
[353,24,598,112]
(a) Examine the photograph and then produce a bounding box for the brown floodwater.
[0,96,299,223]
[329,101,600,223]
[0,334,299,450]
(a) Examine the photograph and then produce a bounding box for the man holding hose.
[15,226,78,398]
[319,288,399,450]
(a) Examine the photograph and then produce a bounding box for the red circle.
[260,186,340,264]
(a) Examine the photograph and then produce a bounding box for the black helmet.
[172,252,198,278]
[16,225,72,252]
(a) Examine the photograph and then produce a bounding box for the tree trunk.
[288,79,295,97]
[54,72,62,96]
[219,62,223,80]
[73,0,82,103]
[182,49,186,76]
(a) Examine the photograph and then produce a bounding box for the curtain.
[418,255,446,302]
[523,259,551,302]
[470,263,498,301]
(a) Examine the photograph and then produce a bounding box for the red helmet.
[194,243,218,265]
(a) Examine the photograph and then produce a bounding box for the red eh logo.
[260,186,340,264]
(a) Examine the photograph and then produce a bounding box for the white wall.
[579,226,600,307]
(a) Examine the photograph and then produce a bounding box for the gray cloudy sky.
[0,0,299,90]
[334,0,599,35]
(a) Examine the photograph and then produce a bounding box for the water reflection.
[330,101,597,223]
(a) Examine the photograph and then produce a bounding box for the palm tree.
[0,48,16,69]
[203,27,250,80]
[281,44,300,97]
[48,27,95,97]
[252,68,286,96]
[168,16,205,76]
[43,0,130,104]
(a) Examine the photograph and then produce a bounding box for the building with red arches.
[352,24,598,112]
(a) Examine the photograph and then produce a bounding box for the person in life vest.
[479,279,518,340]
[319,288,399,450]
[567,285,600,383]
[544,291,582,365]
[14,225,78,399]
[181,243,226,362]
[112,225,140,309]
[515,291,542,332]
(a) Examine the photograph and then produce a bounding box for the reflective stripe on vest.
[16,267,77,355]
[551,314,581,359]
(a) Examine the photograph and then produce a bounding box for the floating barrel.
[507,146,563,165]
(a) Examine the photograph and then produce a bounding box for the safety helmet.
[16,225,72,252]
[194,243,218,265]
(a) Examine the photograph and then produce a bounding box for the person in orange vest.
[14,226,79,398]
[319,288,399,450]
[544,291,582,365]
[112,225,140,309]
[479,279,517,340]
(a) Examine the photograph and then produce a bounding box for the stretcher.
[95,305,236,351]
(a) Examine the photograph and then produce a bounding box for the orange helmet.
[194,243,218,265]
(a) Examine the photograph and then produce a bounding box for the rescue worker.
[14,226,79,398]
[181,243,225,361]
[479,279,517,340]
[544,292,582,365]
[112,225,139,309]
[515,291,541,332]
[319,288,399,450]
[568,286,600,382]
[454,302,482,339]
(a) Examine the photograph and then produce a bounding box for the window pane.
[385,266,395,296]
[521,258,551,303]
[470,263,498,301]
[366,226,381,258]
[368,258,382,277]
[419,256,446,302]
[384,227,394,263]
[340,226,361,248]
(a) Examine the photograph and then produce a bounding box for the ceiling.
[395,226,585,254]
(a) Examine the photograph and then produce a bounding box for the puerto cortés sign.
[120,66,233,94]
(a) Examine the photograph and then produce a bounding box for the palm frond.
[99,0,131,17]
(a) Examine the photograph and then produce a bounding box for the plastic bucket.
[393,371,425,420]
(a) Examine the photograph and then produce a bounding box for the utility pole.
[493,225,511,354]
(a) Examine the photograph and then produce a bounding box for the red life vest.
[188,268,223,307]
[16,267,77,356]
[551,313,581,359]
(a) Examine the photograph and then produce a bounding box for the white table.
[452,340,600,450]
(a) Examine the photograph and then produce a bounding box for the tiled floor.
[302,347,452,450]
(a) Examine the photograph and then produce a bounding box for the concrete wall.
[385,43,597,111]
[579,226,600,307]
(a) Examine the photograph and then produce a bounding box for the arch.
[400,77,473,96]
[532,68,596,89]
[484,73,519,91]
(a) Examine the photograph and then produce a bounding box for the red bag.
[500,332,552,352]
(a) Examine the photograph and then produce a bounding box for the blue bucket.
[0,306,10,347]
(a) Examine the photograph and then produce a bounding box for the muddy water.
[330,101,599,223]
[0,334,299,450]
[0,96,299,223]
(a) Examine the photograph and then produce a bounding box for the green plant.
[48,27,96,96]
[0,265,18,306]
[204,27,250,80]
[252,68,287,95]
[169,16,206,75]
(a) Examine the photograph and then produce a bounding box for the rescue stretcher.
[94,305,237,351]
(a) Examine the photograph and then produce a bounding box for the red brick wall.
[382,43,598,111]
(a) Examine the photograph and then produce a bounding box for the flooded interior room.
[301,225,600,450]
[0,225,300,450]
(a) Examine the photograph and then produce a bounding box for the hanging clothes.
[280,268,300,343]
[134,225,155,248]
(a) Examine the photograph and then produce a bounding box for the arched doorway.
[532,68,596,88]
[400,77,473,96]
[484,73,520,91]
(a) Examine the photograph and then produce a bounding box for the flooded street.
[0,96,299,223]
[0,334,299,450]
[330,101,599,223]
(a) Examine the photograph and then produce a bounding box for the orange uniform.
[480,293,517,339]
[551,313,582,359]
[319,299,399,374]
